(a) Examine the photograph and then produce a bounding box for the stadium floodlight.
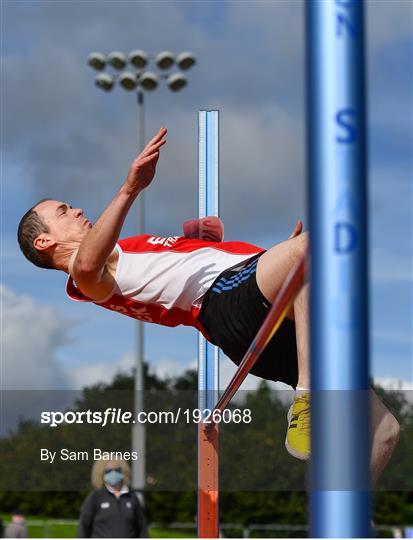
[129,49,148,69]
[155,50,175,70]
[176,52,196,70]
[118,72,138,91]
[95,73,115,91]
[87,52,106,71]
[167,73,187,92]
[108,51,127,70]
[140,72,159,91]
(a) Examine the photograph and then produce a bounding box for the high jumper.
[18,126,399,480]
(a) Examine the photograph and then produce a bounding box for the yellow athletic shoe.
[285,392,311,460]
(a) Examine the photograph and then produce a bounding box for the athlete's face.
[34,199,93,245]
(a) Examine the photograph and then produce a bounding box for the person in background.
[78,459,148,538]
[4,510,28,538]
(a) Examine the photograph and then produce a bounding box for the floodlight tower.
[87,49,197,492]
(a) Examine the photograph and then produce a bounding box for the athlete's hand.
[183,216,225,242]
[124,127,167,194]
[288,220,303,239]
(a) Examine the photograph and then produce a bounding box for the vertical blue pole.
[307,1,370,537]
[198,110,220,536]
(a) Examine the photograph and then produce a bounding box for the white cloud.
[68,351,135,388]
[219,355,294,406]
[149,357,196,380]
[147,351,294,395]
[374,377,413,391]
[0,282,295,393]
[1,284,71,389]
[3,0,409,242]
[147,102,305,238]
[372,328,413,347]
[2,0,412,394]
[367,0,413,49]
[69,354,195,388]
[371,264,412,285]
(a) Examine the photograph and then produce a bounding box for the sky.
[1,0,412,394]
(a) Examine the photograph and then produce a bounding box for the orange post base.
[198,422,219,538]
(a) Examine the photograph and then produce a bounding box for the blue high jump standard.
[197,110,220,538]
[307,0,371,536]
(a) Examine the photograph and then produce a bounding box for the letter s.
[336,109,357,144]
[41,412,50,424]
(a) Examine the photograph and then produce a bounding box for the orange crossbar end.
[198,422,219,538]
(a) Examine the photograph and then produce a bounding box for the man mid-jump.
[18,128,399,482]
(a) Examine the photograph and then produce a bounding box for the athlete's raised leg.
[370,389,400,487]
[256,232,311,459]
[256,234,400,477]
[256,231,310,388]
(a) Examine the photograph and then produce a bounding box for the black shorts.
[198,253,298,388]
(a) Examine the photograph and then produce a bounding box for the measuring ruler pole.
[197,110,220,538]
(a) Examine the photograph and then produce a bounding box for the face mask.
[104,469,124,487]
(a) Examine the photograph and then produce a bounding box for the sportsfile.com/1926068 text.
[40,408,252,428]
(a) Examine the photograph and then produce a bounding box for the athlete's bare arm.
[72,127,167,298]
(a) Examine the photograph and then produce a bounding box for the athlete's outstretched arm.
[74,127,167,280]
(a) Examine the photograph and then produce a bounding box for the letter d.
[334,222,358,253]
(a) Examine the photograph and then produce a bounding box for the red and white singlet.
[66,234,264,338]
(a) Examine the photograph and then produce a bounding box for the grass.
[1,513,195,538]
[1,515,77,538]
[150,528,195,538]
